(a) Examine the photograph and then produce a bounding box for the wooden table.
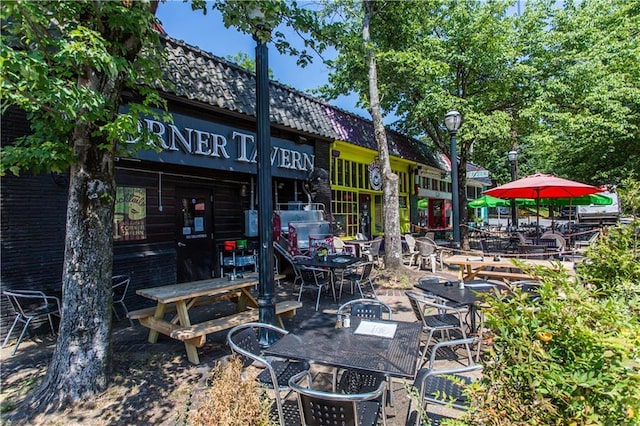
[131,273,301,364]
[444,254,575,282]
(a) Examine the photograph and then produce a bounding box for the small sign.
[369,161,382,190]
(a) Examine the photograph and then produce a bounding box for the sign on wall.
[123,109,315,180]
[114,187,146,241]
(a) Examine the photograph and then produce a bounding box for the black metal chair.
[405,290,473,368]
[297,265,333,311]
[111,275,132,327]
[1,289,61,355]
[289,370,387,426]
[335,298,393,403]
[406,339,483,426]
[227,322,309,426]
[338,261,376,300]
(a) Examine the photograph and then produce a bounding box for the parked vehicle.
[577,190,620,224]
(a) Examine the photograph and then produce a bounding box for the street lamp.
[507,150,518,230]
[250,8,276,338]
[444,110,462,248]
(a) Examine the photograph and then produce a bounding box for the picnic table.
[445,254,575,282]
[128,273,301,364]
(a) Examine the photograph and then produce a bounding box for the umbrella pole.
[536,197,540,244]
[568,199,573,248]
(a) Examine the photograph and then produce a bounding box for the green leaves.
[0,0,165,175]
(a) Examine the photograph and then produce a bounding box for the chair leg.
[315,287,322,311]
[12,317,33,356]
[2,315,22,349]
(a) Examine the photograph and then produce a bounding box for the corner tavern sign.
[123,109,315,180]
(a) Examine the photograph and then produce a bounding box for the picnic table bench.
[445,254,575,282]
[128,273,301,364]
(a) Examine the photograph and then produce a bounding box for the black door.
[176,188,214,283]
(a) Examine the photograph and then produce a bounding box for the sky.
[155,1,373,119]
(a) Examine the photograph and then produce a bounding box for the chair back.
[541,232,566,251]
[299,265,329,286]
[289,371,385,426]
[404,234,417,253]
[333,236,346,253]
[368,238,382,256]
[338,298,392,320]
[2,290,60,317]
[111,275,131,303]
[416,239,435,257]
[356,232,368,241]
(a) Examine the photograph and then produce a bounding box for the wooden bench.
[169,300,302,343]
[127,291,242,321]
[476,270,536,282]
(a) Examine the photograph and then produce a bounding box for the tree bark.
[21,70,117,415]
[363,0,402,269]
[18,1,155,414]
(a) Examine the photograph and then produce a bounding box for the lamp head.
[444,110,462,134]
[508,150,518,162]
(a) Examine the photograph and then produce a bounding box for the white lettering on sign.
[131,118,314,172]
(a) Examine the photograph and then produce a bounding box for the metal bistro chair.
[362,237,383,268]
[416,239,438,273]
[403,234,420,268]
[335,299,393,403]
[289,370,387,426]
[298,265,334,311]
[406,338,483,426]
[405,290,473,368]
[111,274,132,327]
[338,261,376,300]
[2,289,61,355]
[227,322,309,426]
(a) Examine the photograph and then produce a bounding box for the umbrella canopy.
[484,173,601,199]
[484,173,601,240]
[468,195,510,208]
[468,195,536,208]
[540,193,613,206]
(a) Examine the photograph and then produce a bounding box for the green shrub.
[466,222,640,424]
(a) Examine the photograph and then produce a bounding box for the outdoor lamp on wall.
[444,110,462,248]
[508,149,518,229]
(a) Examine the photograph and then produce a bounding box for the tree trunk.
[22,71,118,418]
[363,0,402,269]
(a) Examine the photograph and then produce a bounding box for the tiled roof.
[159,35,440,168]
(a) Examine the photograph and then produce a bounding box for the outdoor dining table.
[295,254,361,294]
[415,279,496,333]
[444,254,575,282]
[264,313,422,380]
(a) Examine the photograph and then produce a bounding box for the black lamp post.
[444,110,462,248]
[508,150,518,230]
[251,10,276,338]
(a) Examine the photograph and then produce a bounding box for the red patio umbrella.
[483,173,601,241]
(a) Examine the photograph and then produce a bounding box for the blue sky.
[155,1,372,119]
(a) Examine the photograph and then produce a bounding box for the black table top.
[295,254,361,269]
[264,314,422,379]
[415,280,495,305]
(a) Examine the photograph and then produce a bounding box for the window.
[332,190,358,236]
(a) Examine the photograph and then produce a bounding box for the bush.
[189,356,273,426]
[466,220,640,424]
